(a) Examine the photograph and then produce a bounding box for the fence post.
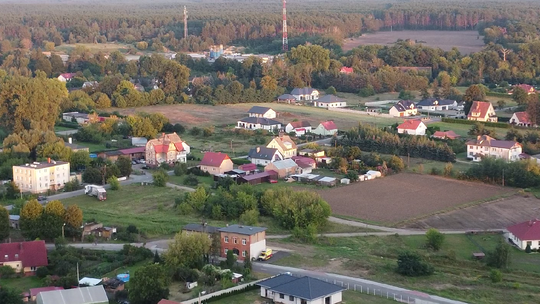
[367,287,369,294]
[353,284,356,291]
[347,283,349,289]
[360,285,362,293]
[387,291,388,298]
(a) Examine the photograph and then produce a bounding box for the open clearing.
[111,103,401,129]
[407,194,540,230]
[317,173,512,225]
[343,30,484,54]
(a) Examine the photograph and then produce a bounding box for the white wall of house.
[467,145,522,162]
[249,239,266,260]
[312,125,337,136]
[269,291,342,304]
[250,158,271,166]
[398,125,426,136]
[237,121,281,131]
[293,91,319,101]
[285,125,312,135]
[508,232,540,250]
[389,107,417,117]
[314,102,347,108]
[249,110,277,119]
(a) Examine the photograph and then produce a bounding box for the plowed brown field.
[318,173,513,225]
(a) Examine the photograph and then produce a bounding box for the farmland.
[317,173,513,226]
[269,233,540,304]
[407,194,540,230]
[343,31,485,54]
[111,102,402,130]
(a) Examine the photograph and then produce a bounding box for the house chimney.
[257,147,260,153]
[68,137,72,144]
[48,158,51,164]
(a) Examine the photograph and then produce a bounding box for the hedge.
[441,118,510,129]
[202,283,259,303]
[56,121,80,129]
[232,158,251,165]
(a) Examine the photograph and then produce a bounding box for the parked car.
[37,196,47,202]
[139,159,146,164]
[132,161,137,165]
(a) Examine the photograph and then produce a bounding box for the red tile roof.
[289,121,311,129]
[320,121,337,131]
[238,163,257,171]
[153,144,169,153]
[60,73,77,79]
[340,67,353,74]
[513,112,530,124]
[30,287,64,297]
[507,219,540,241]
[432,130,460,140]
[0,240,48,269]
[398,119,423,130]
[200,152,230,167]
[468,101,494,119]
[119,147,146,155]
[466,135,520,149]
[514,84,535,93]
[291,156,315,166]
[173,142,185,152]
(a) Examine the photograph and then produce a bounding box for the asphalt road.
[252,263,469,304]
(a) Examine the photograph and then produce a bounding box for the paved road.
[252,263,468,304]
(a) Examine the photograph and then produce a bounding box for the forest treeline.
[2,0,540,53]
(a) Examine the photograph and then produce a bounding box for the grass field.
[54,125,77,132]
[208,288,397,304]
[0,276,43,293]
[77,141,114,153]
[270,233,540,304]
[343,31,485,54]
[55,42,132,54]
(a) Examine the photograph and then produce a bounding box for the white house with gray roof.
[258,274,344,304]
[236,117,282,131]
[312,94,346,108]
[291,87,319,101]
[248,106,276,119]
[248,147,283,166]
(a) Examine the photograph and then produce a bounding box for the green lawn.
[77,141,115,153]
[272,234,540,304]
[54,125,77,132]
[0,276,43,293]
[207,288,396,304]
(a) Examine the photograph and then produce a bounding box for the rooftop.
[14,160,68,169]
[466,135,520,149]
[291,87,318,95]
[258,275,344,301]
[392,100,416,112]
[397,119,424,130]
[199,152,231,167]
[507,219,540,241]
[218,224,267,235]
[267,158,298,170]
[319,120,338,131]
[248,106,273,114]
[248,147,280,160]
[238,117,281,125]
[316,94,344,103]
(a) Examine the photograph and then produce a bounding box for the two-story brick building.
[219,225,267,261]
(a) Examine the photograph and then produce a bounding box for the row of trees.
[339,124,456,163]
[18,199,83,240]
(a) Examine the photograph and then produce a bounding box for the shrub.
[36,267,50,278]
[183,174,199,186]
[490,269,502,283]
[396,251,434,276]
[174,163,188,176]
[525,243,532,253]
[0,265,16,278]
[153,168,169,187]
[486,242,512,269]
[425,228,445,251]
[107,176,120,190]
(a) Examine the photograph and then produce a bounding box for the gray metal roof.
[268,159,297,170]
[248,147,280,160]
[248,106,273,114]
[238,117,281,125]
[218,224,266,235]
[268,276,344,301]
[257,274,298,288]
[316,94,344,103]
[36,286,108,304]
[278,94,296,100]
[291,87,317,95]
[183,223,220,234]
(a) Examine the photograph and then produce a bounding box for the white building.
[248,147,283,166]
[312,94,346,108]
[291,87,319,101]
[285,121,312,136]
[510,112,533,127]
[236,117,282,131]
[62,112,90,124]
[466,135,522,162]
[467,101,497,122]
[312,121,338,136]
[248,106,276,119]
[37,286,108,304]
[389,100,417,117]
[397,120,427,136]
[13,160,71,194]
[416,98,457,111]
[258,274,344,304]
[507,219,540,250]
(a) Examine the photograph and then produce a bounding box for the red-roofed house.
[432,130,460,140]
[510,111,534,127]
[340,67,353,74]
[145,132,190,166]
[397,120,427,136]
[0,240,48,275]
[509,84,536,95]
[119,147,146,160]
[467,101,497,122]
[28,287,64,301]
[199,152,234,175]
[507,219,540,250]
[312,121,338,136]
[57,73,77,82]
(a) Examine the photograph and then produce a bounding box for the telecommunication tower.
[282,0,288,52]
[184,6,188,39]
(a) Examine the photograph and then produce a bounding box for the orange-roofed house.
[312,121,338,136]
[397,120,427,136]
[510,111,534,127]
[340,67,353,74]
[266,134,298,158]
[432,130,460,140]
[510,84,536,95]
[146,132,190,166]
[467,101,497,122]
[507,219,540,250]
[199,152,234,175]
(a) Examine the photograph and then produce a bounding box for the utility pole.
[62,223,66,238]
[101,165,107,185]
[502,169,505,187]
[282,0,288,52]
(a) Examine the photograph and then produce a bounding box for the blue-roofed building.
[258,274,345,304]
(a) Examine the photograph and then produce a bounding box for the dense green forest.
[2,0,540,53]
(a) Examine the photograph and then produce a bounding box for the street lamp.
[62,223,66,239]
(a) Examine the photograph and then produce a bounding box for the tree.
[487,241,512,269]
[0,206,10,241]
[288,44,330,72]
[425,228,445,251]
[525,243,532,253]
[116,156,132,178]
[0,286,24,304]
[164,231,211,269]
[83,167,103,184]
[443,163,453,177]
[326,86,337,95]
[387,155,405,172]
[468,122,494,137]
[70,150,91,171]
[20,199,44,239]
[490,269,503,283]
[226,249,236,269]
[128,264,170,304]
[4,181,20,199]
[108,176,120,190]
[174,163,188,176]
[41,200,66,240]
[512,87,528,105]
[239,209,259,226]
[463,84,487,115]
[396,251,434,276]
[398,90,414,100]
[497,100,506,109]
[64,204,83,237]
[153,169,169,187]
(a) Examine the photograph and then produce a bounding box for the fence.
[327,107,395,118]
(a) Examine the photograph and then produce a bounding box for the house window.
[30,266,37,271]
[301,300,307,304]
[224,236,229,243]
[242,251,246,257]
[242,239,246,245]
[15,254,18,259]
[527,241,532,247]
[289,295,294,301]
[224,249,228,254]
[4,254,7,260]
[233,237,237,244]
[279,294,284,299]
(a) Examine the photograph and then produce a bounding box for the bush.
[396,251,434,276]
[187,167,211,176]
[183,174,199,186]
[232,158,251,165]
[0,265,16,278]
[525,243,532,253]
[36,267,50,278]
[486,242,512,269]
[153,168,169,187]
[425,228,445,251]
[174,163,188,176]
[64,179,81,192]
[441,118,509,129]
[358,85,375,97]
[107,176,120,190]
[490,269,502,283]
